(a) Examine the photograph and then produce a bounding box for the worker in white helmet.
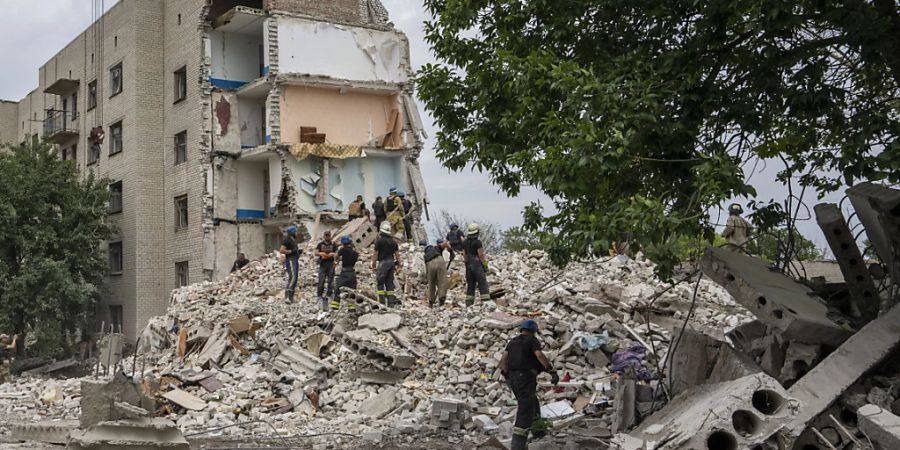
[463,223,490,306]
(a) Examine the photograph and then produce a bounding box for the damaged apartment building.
[0,0,428,340]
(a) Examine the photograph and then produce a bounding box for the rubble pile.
[0,245,746,447]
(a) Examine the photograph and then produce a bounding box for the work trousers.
[465,259,490,305]
[376,260,397,305]
[375,215,386,230]
[331,268,358,310]
[284,257,299,302]
[388,212,405,236]
[317,264,335,298]
[425,257,449,305]
[507,370,540,441]
[403,217,412,240]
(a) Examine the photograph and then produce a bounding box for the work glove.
[483,261,489,270]
[550,370,560,386]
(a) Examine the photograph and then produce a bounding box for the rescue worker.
[372,196,386,229]
[386,188,405,237]
[315,230,337,310]
[230,253,249,273]
[463,223,491,306]
[722,203,752,252]
[500,320,559,450]
[400,191,413,242]
[332,235,359,312]
[446,224,465,253]
[372,221,402,306]
[348,195,365,220]
[422,239,450,306]
[279,226,301,304]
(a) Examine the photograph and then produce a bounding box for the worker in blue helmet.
[279,225,302,304]
[331,235,360,312]
[500,319,559,450]
[423,238,451,306]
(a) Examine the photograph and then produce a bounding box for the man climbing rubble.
[372,221,402,306]
[372,196,386,230]
[279,226,301,304]
[400,191,413,242]
[347,195,365,220]
[463,223,491,306]
[331,235,359,312]
[722,203,752,252]
[386,188,406,237]
[422,239,450,306]
[500,319,559,450]
[315,230,337,310]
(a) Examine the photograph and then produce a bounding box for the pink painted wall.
[279,86,403,147]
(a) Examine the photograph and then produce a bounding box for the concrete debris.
[67,418,189,450]
[858,404,900,450]
[357,312,403,332]
[161,388,206,411]
[430,398,472,430]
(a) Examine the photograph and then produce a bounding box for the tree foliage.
[428,209,502,253]
[418,0,900,278]
[749,228,824,264]
[0,143,113,356]
[501,226,553,253]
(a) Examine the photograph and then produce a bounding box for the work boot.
[510,434,528,450]
[320,297,329,312]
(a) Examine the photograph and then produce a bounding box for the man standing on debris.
[230,253,249,273]
[372,196,386,229]
[422,239,450,306]
[446,223,464,271]
[315,230,337,310]
[722,203,752,252]
[280,226,301,304]
[348,195,365,220]
[463,223,491,306]
[332,235,359,312]
[500,320,559,450]
[386,188,406,237]
[400,191,413,242]
[372,221,402,306]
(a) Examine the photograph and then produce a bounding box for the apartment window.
[175,195,188,230]
[88,143,101,165]
[108,305,124,333]
[174,66,187,103]
[70,93,78,117]
[175,261,189,287]
[109,181,123,214]
[110,63,123,97]
[109,241,123,274]
[87,81,97,111]
[174,130,187,165]
[109,121,123,155]
[177,14,182,25]
[61,145,76,161]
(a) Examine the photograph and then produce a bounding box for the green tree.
[0,142,113,356]
[749,228,824,264]
[418,0,900,278]
[502,226,552,252]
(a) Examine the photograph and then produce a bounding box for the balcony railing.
[43,110,79,144]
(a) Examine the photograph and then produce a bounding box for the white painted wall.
[284,153,405,214]
[237,161,267,213]
[238,97,265,147]
[210,30,264,84]
[277,18,406,83]
[268,155,282,210]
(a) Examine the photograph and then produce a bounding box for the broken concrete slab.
[815,203,880,322]
[80,378,156,429]
[858,404,900,450]
[67,418,190,450]
[162,388,206,411]
[701,247,854,346]
[193,326,229,368]
[359,387,398,419]
[779,302,900,444]
[8,420,78,445]
[355,370,408,384]
[847,182,900,289]
[668,328,721,397]
[473,414,499,431]
[358,312,402,332]
[272,340,335,377]
[334,329,415,370]
[610,373,798,450]
[778,341,821,386]
[481,311,525,330]
[707,342,763,384]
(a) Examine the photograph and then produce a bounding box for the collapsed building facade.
[0,0,427,340]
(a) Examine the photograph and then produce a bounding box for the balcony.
[44,78,79,96]
[43,110,79,144]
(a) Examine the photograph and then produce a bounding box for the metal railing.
[43,109,78,138]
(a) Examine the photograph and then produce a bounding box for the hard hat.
[341,235,352,245]
[419,239,428,246]
[729,203,744,214]
[286,226,298,236]
[467,223,480,236]
[437,238,445,244]
[398,191,406,198]
[379,221,392,235]
[520,320,539,332]
[389,187,398,194]
[450,224,458,230]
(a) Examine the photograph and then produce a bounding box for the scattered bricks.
[430,398,471,430]
[473,414,498,431]
[362,430,384,443]
[701,247,854,346]
[858,404,900,450]
[815,203,880,322]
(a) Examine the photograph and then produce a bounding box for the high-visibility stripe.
[512,426,529,436]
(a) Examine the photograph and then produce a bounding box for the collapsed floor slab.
[701,247,853,346]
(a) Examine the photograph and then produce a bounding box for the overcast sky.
[0,0,845,253]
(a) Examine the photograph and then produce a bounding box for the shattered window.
[108,241,123,274]
[109,181,123,214]
[176,261,189,287]
[175,195,188,230]
[108,305,123,334]
[174,66,187,103]
[110,63,123,97]
[174,130,187,165]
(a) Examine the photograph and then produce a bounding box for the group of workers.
[369,188,415,242]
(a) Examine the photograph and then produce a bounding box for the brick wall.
[266,0,389,25]
[0,101,18,145]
